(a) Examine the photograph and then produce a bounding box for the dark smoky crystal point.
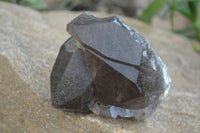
[50,12,171,119]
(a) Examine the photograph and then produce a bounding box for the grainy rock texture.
[0,2,200,133]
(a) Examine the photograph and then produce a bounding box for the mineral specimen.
[50,12,171,119]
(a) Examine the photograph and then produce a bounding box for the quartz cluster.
[50,13,171,119]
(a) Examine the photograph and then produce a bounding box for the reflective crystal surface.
[50,13,171,119]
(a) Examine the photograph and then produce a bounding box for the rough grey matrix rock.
[50,12,171,119]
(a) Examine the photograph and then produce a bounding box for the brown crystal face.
[50,13,171,119]
[67,14,142,67]
[50,38,93,111]
[85,50,147,109]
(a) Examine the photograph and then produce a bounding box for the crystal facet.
[50,13,171,119]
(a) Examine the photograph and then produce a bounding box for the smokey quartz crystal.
[50,12,171,119]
